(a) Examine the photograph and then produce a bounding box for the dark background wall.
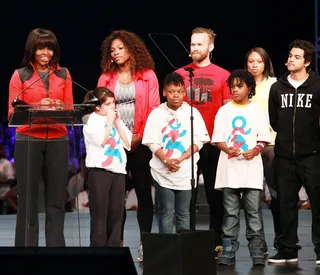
[1,0,317,121]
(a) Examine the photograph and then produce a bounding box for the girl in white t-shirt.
[83,87,131,247]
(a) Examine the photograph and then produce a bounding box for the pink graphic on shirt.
[227,116,251,159]
[161,118,187,158]
[101,128,123,167]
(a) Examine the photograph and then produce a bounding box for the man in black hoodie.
[268,39,320,265]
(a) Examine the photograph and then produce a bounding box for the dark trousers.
[14,140,69,247]
[261,145,280,235]
[274,154,320,254]
[197,143,223,246]
[121,143,154,241]
[88,168,125,247]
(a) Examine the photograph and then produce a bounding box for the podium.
[8,103,95,247]
[9,103,95,127]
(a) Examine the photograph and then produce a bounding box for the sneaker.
[268,250,298,264]
[273,238,280,251]
[217,252,235,266]
[215,245,223,260]
[137,244,143,263]
[251,253,265,266]
[316,254,320,265]
[263,246,269,256]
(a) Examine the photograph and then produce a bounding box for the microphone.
[184,67,194,77]
[11,69,51,108]
[46,65,100,105]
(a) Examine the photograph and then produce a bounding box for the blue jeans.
[153,179,192,233]
[222,188,265,254]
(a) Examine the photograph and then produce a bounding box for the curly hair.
[227,69,256,99]
[289,39,316,71]
[100,30,155,74]
[163,72,185,89]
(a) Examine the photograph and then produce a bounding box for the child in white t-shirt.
[142,72,209,233]
[83,87,131,247]
[212,69,270,266]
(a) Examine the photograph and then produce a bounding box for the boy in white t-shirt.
[212,69,270,266]
[142,72,209,233]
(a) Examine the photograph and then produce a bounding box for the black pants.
[14,139,69,247]
[261,145,280,235]
[121,143,153,241]
[88,168,125,247]
[274,154,320,254]
[197,143,223,246]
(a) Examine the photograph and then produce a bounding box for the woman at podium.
[8,28,74,246]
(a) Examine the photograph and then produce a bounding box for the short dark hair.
[227,69,256,99]
[289,39,316,71]
[163,72,185,88]
[22,28,61,67]
[84,87,114,107]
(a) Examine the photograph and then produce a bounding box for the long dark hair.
[244,47,275,78]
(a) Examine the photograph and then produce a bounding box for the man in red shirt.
[176,27,232,252]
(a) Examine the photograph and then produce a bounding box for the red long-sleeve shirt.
[8,63,74,139]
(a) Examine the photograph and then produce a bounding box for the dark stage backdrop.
[1,0,316,120]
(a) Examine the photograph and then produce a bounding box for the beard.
[191,52,209,63]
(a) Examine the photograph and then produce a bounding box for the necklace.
[119,72,129,78]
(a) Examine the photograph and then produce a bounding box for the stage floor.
[0,210,319,275]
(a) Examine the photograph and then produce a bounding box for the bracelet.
[163,158,168,164]
[104,124,112,129]
[254,145,262,154]
[257,142,265,149]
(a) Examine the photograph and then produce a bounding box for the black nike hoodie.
[269,71,320,160]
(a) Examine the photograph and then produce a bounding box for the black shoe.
[268,250,298,264]
[273,238,280,251]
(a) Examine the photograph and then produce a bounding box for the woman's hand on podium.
[38,98,64,110]
[39,98,54,110]
[55,99,64,110]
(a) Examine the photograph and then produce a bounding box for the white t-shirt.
[0,158,15,198]
[142,102,210,190]
[287,75,306,89]
[83,112,132,174]
[212,101,271,190]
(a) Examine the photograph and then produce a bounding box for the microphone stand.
[184,67,196,231]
